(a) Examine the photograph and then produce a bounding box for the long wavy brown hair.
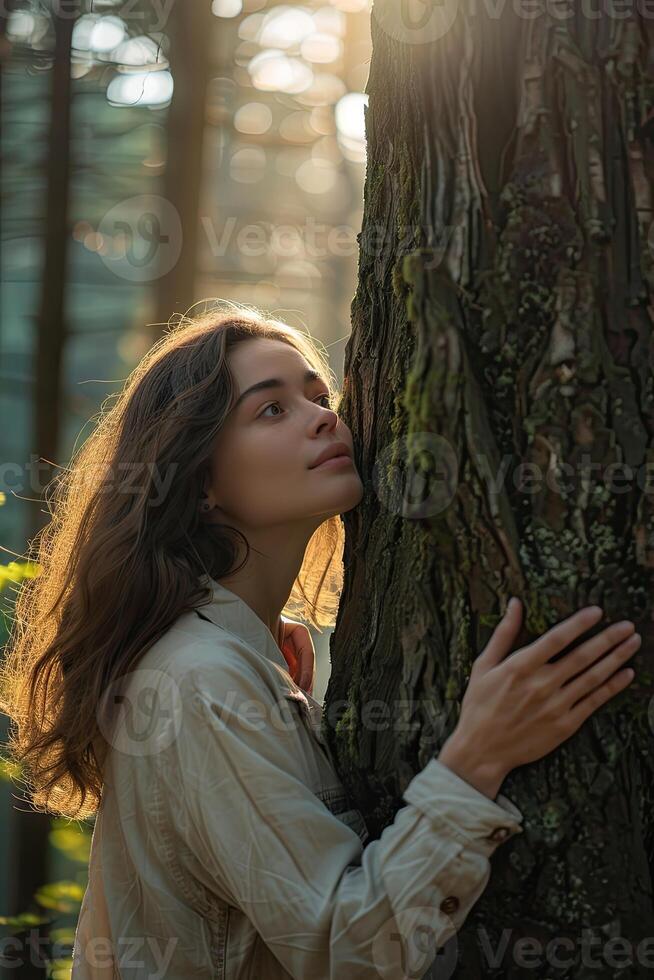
[0,301,345,820]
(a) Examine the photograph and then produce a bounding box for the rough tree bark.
[323,3,654,977]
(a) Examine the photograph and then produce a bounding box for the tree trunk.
[152,0,213,330]
[30,2,73,537]
[324,3,654,977]
[7,4,75,974]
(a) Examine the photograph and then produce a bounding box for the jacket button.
[487,826,511,842]
[440,896,460,915]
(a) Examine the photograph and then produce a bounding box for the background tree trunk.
[6,4,74,975]
[152,0,213,329]
[324,3,654,976]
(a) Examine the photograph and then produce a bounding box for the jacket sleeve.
[156,654,524,980]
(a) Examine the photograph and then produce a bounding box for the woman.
[0,303,640,979]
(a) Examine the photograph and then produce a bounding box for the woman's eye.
[259,393,332,418]
[260,402,282,418]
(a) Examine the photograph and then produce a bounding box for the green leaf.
[49,825,92,864]
[0,911,50,927]
[34,881,85,913]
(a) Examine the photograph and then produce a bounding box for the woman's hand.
[279,618,315,696]
[438,599,641,797]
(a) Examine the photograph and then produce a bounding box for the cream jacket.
[71,577,524,979]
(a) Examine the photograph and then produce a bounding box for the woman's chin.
[314,474,364,516]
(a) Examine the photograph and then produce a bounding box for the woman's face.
[206,337,364,533]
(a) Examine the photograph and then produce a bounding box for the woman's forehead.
[229,338,315,385]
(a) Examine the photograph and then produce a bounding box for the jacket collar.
[195,573,290,672]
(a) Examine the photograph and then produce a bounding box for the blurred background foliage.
[0,0,372,973]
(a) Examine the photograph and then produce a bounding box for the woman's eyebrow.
[233,369,324,411]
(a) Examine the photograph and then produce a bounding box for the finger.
[280,621,301,674]
[477,597,523,668]
[287,625,310,662]
[279,622,314,691]
[285,624,315,690]
[280,640,299,681]
[281,620,301,646]
[295,645,311,689]
[548,619,636,688]
[563,661,636,733]
[294,633,315,691]
[558,631,641,708]
[516,605,603,671]
[298,649,316,693]
[307,653,315,694]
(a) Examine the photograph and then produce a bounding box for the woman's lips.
[311,454,353,469]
